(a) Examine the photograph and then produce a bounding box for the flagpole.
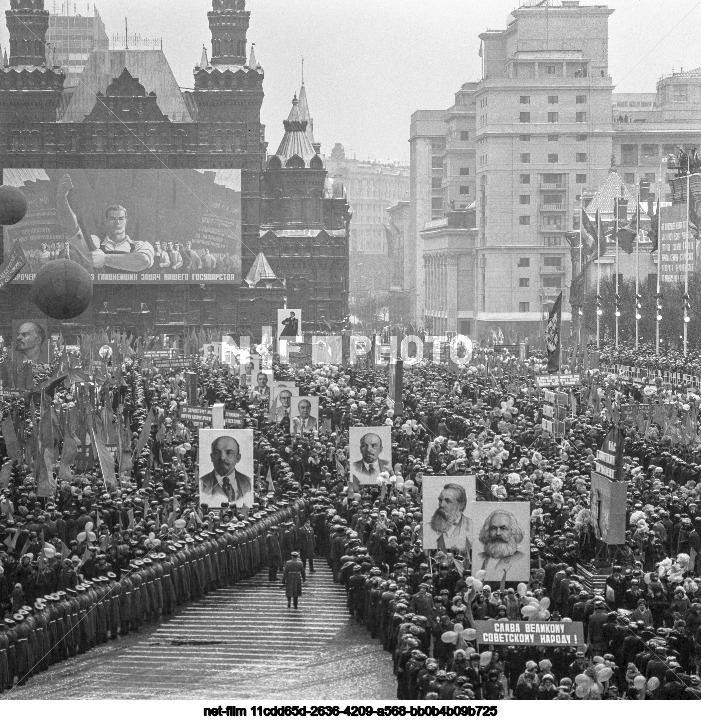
[596,210,601,349]
[656,168,662,356]
[635,185,640,350]
[685,159,690,357]
[615,196,620,349]
[578,186,584,368]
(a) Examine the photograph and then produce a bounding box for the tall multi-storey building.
[46,2,109,89]
[410,0,701,342]
[325,144,408,307]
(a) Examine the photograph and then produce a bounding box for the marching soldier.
[282,550,306,609]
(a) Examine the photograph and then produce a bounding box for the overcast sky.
[4,0,701,161]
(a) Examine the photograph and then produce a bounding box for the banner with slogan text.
[474,620,584,647]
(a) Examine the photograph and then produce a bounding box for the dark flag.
[0,241,27,291]
[581,210,600,259]
[546,292,563,373]
[615,198,635,254]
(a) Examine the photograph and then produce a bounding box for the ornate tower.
[209,0,250,66]
[0,0,65,125]
[6,0,49,67]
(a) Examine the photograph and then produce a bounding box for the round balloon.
[31,259,93,320]
[0,185,28,226]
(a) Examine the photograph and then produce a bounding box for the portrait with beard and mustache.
[475,508,528,582]
[423,483,472,557]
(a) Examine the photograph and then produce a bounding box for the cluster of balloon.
[76,521,96,544]
[574,665,616,699]
[31,257,93,320]
[521,596,551,621]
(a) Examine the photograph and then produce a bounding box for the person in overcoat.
[282,551,306,609]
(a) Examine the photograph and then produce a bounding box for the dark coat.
[282,558,306,598]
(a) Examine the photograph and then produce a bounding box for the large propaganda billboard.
[659,203,697,284]
[3,168,241,284]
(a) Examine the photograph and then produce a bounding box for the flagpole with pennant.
[656,169,662,356]
[635,185,641,350]
[596,209,602,349]
[615,196,620,348]
[685,154,691,356]
[546,292,563,374]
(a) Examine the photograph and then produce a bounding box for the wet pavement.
[4,560,397,701]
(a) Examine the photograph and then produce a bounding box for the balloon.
[0,185,28,225]
[575,686,589,699]
[395,482,405,492]
[464,628,477,641]
[574,674,589,686]
[647,677,660,691]
[540,597,550,610]
[31,259,93,320]
[479,651,492,667]
[404,479,415,489]
[596,667,613,683]
[472,580,483,594]
[475,570,487,581]
[85,522,94,532]
[633,675,647,690]
[43,543,56,559]
[174,519,186,529]
[517,583,528,598]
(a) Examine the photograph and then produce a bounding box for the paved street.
[4,561,396,701]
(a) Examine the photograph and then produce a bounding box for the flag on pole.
[546,292,563,374]
[36,392,56,499]
[134,407,155,458]
[617,199,639,253]
[581,209,600,259]
[648,198,660,253]
[266,466,274,493]
[1,417,21,463]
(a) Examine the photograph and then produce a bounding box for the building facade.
[45,2,109,89]
[409,0,701,343]
[325,144,408,315]
[0,0,350,343]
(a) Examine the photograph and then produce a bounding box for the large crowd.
[1,342,701,700]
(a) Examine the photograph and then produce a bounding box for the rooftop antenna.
[301,55,304,84]
[125,17,128,50]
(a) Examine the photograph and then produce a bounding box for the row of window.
[517,257,563,267]
[520,95,588,105]
[520,173,587,185]
[520,112,587,123]
[519,134,588,142]
[518,276,563,288]
[519,153,587,163]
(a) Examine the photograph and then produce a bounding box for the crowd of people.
[1,341,701,700]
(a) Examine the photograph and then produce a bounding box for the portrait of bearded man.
[476,509,527,581]
[423,483,472,557]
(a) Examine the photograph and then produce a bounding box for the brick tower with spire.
[0,0,65,124]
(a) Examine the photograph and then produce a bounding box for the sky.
[4,0,701,162]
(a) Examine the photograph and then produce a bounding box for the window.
[576,95,587,104]
[518,257,530,267]
[520,173,531,184]
[519,134,531,141]
[544,237,562,247]
[460,186,470,195]
[548,154,558,163]
[548,112,559,123]
[576,134,587,141]
[641,144,658,160]
[520,96,530,104]
[519,278,530,288]
[544,256,563,267]
[673,86,688,102]
[576,152,587,162]
[431,138,446,151]
[548,95,559,104]
[624,173,635,184]
[548,135,559,142]
[459,167,470,175]
[576,111,587,123]
[545,65,557,75]
[542,275,563,288]
[519,194,531,205]
[460,131,470,141]
[519,215,531,225]
[621,144,639,165]
[519,112,531,123]
[543,173,562,184]
[519,302,530,312]
[543,194,562,205]
[520,153,531,163]
[431,198,443,210]
[644,172,656,183]
[576,173,587,184]
[432,177,442,190]
[432,156,444,169]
